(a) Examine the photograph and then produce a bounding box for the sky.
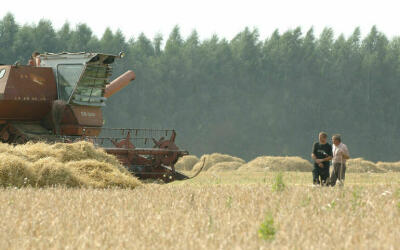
[1,0,400,41]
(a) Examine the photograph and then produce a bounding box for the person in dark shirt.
[311,132,333,186]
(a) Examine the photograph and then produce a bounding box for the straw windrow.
[191,153,245,172]
[238,156,312,172]
[175,155,199,171]
[0,141,140,188]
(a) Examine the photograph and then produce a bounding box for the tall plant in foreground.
[258,212,276,240]
[272,172,285,192]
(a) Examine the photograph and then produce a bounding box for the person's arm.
[341,145,350,159]
[311,143,320,163]
[311,153,318,162]
[312,154,323,165]
[320,155,332,162]
[316,152,331,163]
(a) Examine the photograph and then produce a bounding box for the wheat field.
[0,172,399,250]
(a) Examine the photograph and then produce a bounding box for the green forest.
[1,13,399,162]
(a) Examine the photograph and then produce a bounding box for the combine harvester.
[0,52,203,182]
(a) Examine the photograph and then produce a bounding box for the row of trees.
[1,13,399,161]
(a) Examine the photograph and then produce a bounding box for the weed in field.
[189,193,195,206]
[327,200,337,210]
[395,189,400,212]
[208,215,213,231]
[351,188,363,209]
[272,172,285,192]
[210,174,222,184]
[395,189,400,198]
[226,196,233,208]
[301,196,311,207]
[258,212,276,241]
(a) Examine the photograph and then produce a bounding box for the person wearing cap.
[311,132,333,186]
[330,134,350,186]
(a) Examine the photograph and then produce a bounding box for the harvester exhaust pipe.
[104,70,136,98]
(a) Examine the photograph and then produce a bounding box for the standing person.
[311,132,333,186]
[330,134,350,186]
[28,51,40,66]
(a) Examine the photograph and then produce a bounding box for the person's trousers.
[330,162,346,186]
[312,165,329,185]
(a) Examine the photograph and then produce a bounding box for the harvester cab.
[40,52,120,106]
[0,52,197,182]
[37,52,136,137]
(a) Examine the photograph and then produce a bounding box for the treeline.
[1,13,399,161]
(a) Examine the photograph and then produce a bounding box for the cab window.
[57,64,84,101]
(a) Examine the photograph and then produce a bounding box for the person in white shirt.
[330,134,350,186]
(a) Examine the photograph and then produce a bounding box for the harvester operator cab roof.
[39,52,121,107]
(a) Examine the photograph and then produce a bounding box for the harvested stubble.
[346,158,386,173]
[238,156,312,172]
[191,153,245,172]
[175,155,199,171]
[0,141,140,188]
[376,161,400,172]
[0,180,399,250]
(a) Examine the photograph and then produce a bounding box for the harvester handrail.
[99,128,175,132]
[87,136,164,140]
[78,126,175,131]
